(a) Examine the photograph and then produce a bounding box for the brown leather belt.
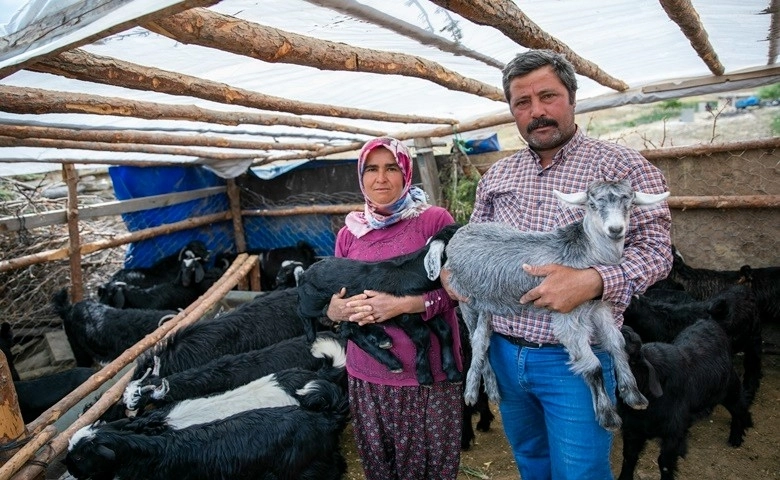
[496,332,558,348]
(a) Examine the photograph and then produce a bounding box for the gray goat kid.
[424,180,669,431]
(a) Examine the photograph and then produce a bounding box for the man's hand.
[519,264,603,313]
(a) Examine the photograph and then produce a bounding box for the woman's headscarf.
[344,137,430,238]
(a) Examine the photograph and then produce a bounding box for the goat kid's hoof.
[621,390,649,410]
[598,412,622,432]
[378,340,393,349]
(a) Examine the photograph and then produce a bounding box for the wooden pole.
[226,178,248,290]
[427,0,628,91]
[414,137,443,206]
[657,0,724,75]
[0,85,388,137]
[0,351,24,461]
[240,204,362,217]
[0,212,232,273]
[144,8,506,102]
[63,164,84,302]
[667,195,780,209]
[32,49,456,125]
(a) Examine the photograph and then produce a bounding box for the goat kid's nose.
[608,225,625,237]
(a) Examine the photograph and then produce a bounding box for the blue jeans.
[489,333,616,480]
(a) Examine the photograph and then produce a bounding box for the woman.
[323,137,464,480]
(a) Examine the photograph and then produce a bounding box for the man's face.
[507,65,577,153]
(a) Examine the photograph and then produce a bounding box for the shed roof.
[0,0,778,177]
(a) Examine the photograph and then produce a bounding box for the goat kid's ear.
[293,266,305,285]
[643,357,663,398]
[424,240,445,281]
[553,189,587,206]
[634,191,670,206]
[194,264,205,284]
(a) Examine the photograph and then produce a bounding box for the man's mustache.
[527,118,558,133]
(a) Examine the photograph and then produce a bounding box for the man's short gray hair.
[502,49,578,105]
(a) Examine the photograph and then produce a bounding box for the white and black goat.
[618,320,753,480]
[426,180,669,431]
[52,288,177,367]
[123,332,345,413]
[296,224,462,385]
[100,240,210,290]
[99,288,308,420]
[274,260,308,290]
[259,240,318,290]
[65,378,350,480]
[624,281,762,404]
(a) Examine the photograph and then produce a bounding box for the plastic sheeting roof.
[0,0,778,177]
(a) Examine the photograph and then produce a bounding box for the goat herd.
[1,182,777,480]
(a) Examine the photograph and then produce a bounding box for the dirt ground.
[340,322,780,479]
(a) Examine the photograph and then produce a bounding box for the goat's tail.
[310,334,347,369]
[296,379,350,426]
[51,287,72,318]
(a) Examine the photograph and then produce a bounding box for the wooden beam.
[0,186,227,232]
[0,124,320,151]
[427,0,629,92]
[143,8,506,102]
[0,85,388,137]
[0,212,232,273]
[0,136,269,160]
[657,0,724,76]
[414,137,443,206]
[0,0,221,79]
[305,0,505,69]
[31,49,456,125]
[668,195,780,209]
[639,137,780,160]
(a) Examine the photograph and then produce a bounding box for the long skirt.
[348,375,463,480]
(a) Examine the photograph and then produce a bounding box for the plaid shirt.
[471,128,672,344]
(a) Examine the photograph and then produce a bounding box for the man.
[444,49,672,479]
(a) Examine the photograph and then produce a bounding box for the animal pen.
[0,0,779,478]
[1,136,778,479]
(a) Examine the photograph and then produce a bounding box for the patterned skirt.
[348,375,463,480]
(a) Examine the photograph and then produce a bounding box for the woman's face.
[362,147,405,207]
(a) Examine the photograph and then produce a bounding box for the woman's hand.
[346,290,424,326]
[324,288,369,321]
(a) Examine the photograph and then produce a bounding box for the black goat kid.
[296,224,461,385]
[618,321,753,480]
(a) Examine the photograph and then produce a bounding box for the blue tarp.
[109,165,233,269]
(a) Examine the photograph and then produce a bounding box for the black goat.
[1,322,19,380]
[296,224,462,385]
[122,332,345,413]
[134,288,305,375]
[2,322,95,423]
[625,282,762,404]
[617,321,753,480]
[52,288,177,367]
[667,246,779,325]
[66,379,350,480]
[14,367,95,423]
